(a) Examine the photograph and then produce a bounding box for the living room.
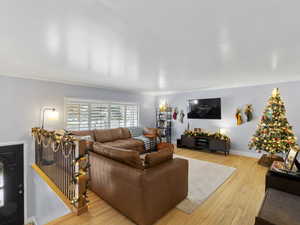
[1,1,300,225]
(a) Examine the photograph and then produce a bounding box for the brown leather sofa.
[72,128,145,153]
[89,143,188,225]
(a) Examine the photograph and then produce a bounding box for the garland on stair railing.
[32,127,90,214]
[32,127,77,158]
[71,154,90,206]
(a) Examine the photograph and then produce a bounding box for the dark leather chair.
[255,171,300,225]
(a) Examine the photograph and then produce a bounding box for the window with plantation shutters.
[65,98,139,131]
[110,104,125,128]
[65,101,90,131]
[126,105,138,127]
[90,103,109,129]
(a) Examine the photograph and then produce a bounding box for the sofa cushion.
[93,143,143,169]
[121,128,132,139]
[145,148,173,168]
[70,130,95,141]
[128,127,144,137]
[256,188,300,225]
[94,129,113,142]
[104,138,145,153]
[110,128,124,141]
[94,128,131,142]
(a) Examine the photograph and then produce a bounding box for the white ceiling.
[1,0,300,94]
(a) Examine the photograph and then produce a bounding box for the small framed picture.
[285,147,299,171]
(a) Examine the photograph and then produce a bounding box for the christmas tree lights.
[249,88,297,154]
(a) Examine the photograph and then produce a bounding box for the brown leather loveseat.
[89,143,188,225]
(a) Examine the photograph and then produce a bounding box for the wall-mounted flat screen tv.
[187,98,221,119]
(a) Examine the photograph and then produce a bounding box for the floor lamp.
[41,107,59,129]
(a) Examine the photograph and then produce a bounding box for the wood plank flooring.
[47,148,268,225]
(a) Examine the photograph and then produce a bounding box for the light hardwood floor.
[47,148,268,225]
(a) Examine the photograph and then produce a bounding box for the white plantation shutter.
[126,105,138,127]
[90,103,110,129]
[65,99,139,131]
[110,104,125,128]
[66,101,90,131]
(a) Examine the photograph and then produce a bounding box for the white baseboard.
[230,149,262,158]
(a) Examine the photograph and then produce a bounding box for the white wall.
[0,75,156,224]
[29,169,71,225]
[157,81,300,157]
[0,76,155,143]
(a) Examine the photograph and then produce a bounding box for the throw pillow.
[145,148,173,168]
[93,143,144,169]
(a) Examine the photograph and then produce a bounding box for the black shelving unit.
[156,109,172,143]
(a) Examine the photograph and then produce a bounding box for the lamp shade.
[46,110,59,121]
[41,107,59,128]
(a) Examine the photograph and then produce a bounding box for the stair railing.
[32,128,90,215]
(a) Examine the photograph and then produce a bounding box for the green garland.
[32,127,77,145]
[32,127,89,207]
[184,130,230,142]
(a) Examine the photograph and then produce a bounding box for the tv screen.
[187,98,221,119]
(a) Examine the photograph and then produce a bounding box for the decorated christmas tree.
[249,88,297,155]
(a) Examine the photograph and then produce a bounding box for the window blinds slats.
[66,103,89,131]
[126,105,138,127]
[110,104,125,128]
[90,104,109,129]
[65,100,139,131]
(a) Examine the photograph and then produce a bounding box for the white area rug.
[175,154,236,214]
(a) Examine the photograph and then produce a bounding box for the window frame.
[64,97,140,131]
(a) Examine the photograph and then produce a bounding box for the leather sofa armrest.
[142,158,188,187]
[139,158,188,224]
[143,128,161,141]
[142,158,188,182]
[266,171,300,196]
[89,150,144,182]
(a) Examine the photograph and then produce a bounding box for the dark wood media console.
[180,135,230,156]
